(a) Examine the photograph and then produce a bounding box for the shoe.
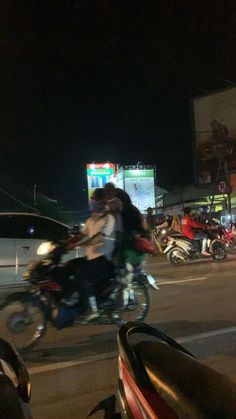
[201,251,211,257]
[60,292,79,307]
[78,310,100,325]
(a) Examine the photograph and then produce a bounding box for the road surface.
[2,255,236,418]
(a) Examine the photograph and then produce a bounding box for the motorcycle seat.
[136,341,236,418]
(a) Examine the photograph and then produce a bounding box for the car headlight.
[37,242,55,256]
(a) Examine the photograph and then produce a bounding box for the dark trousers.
[79,256,113,302]
[59,256,113,311]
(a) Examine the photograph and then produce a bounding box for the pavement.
[1,254,236,418]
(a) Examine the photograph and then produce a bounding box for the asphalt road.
[3,255,236,418]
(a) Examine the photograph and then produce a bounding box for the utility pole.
[224,160,232,225]
[209,151,232,225]
[33,184,37,207]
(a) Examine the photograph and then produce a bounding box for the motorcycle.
[0,241,159,353]
[0,336,32,418]
[163,230,227,266]
[90,322,236,418]
[152,227,183,254]
[152,227,169,253]
[218,225,236,254]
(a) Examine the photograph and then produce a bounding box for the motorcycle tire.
[167,247,186,266]
[211,241,228,262]
[0,292,46,354]
[109,280,149,326]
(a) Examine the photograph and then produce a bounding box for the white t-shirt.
[84,213,116,260]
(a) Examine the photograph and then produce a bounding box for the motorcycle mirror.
[70,225,81,234]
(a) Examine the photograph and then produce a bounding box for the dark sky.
[0,1,235,209]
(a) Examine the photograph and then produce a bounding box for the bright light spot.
[37,242,55,256]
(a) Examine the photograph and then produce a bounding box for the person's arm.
[100,214,115,237]
[188,218,207,229]
[70,215,115,249]
[156,221,169,230]
[67,232,103,249]
[65,223,88,250]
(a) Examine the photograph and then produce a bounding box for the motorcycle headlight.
[37,241,55,256]
[161,229,167,235]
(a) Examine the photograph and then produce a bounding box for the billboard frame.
[123,164,157,213]
[190,84,236,185]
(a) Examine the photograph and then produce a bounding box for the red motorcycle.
[216,224,236,254]
[91,322,236,418]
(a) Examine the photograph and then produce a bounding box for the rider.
[181,207,210,256]
[66,188,116,323]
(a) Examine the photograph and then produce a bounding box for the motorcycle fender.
[209,239,221,253]
[175,240,192,253]
[0,292,44,314]
[164,244,174,254]
[0,292,31,309]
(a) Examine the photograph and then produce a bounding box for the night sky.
[0,1,235,209]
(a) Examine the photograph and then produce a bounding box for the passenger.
[105,184,149,267]
[169,214,182,234]
[104,182,123,239]
[117,197,148,268]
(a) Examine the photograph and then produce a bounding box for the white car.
[0,212,75,286]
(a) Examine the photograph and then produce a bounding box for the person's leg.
[79,256,112,322]
[201,236,208,253]
[59,257,86,302]
[195,232,210,255]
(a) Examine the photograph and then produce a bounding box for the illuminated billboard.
[124,168,155,213]
[193,86,236,184]
[87,163,115,199]
[114,169,124,189]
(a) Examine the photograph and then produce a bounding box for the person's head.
[147,207,153,215]
[183,207,192,216]
[104,182,116,198]
[115,188,132,207]
[90,188,106,212]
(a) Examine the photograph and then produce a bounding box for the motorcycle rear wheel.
[212,241,227,262]
[109,280,149,326]
[0,293,46,354]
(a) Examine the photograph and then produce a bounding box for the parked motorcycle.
[0,336,32,418]
[0,241,159,353]
[90,322,236,418]
[163,231,227,266]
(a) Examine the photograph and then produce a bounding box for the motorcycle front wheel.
[167,247,186,266]
[109,280,149,326]
[0,293,46,353]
